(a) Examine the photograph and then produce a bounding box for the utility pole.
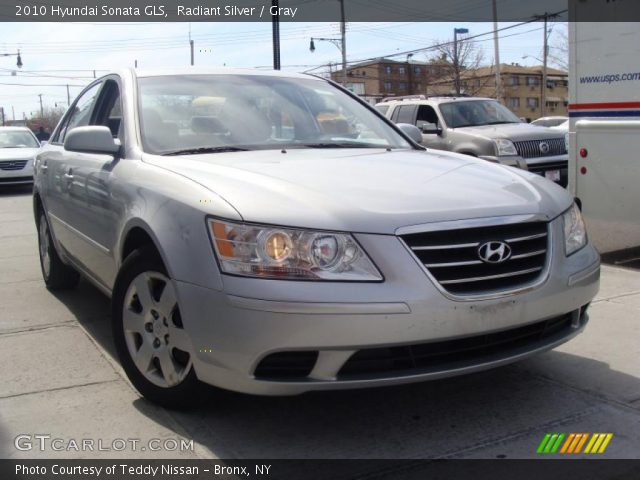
[189,24,194,66]
[66,85,71,106]
[406,53,413,95]
[492,0,502,103]
[38,94,43,119]
[453,27,469,95]
[12,105,15,121]
[1,107,5,126]
[541,13,548,117]
[272,0,281,69]
[339,0,347,86]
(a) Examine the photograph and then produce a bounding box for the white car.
[0,126,39,186]
[531,116,568,128]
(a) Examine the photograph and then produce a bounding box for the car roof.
[123,67,319,81]
[376,96,495,106]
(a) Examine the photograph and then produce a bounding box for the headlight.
[563,203,587,255]
[494,138,518,156]
[208,219,383,281]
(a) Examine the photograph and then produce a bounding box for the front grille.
[513,138,566,159]
[0,160,28,171]
[254,351,318,380]
[401,222,548,295]
[339,311,579,379]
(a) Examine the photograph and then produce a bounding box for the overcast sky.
[0,21,566,120]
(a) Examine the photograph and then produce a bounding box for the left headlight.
[207,219,383,281]
[494,138,518,156]
[563,203,587,256]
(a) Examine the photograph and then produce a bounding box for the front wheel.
[112,247,202,409]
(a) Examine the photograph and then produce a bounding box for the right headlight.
[494,138,518,156]
[563,203,587,256]
[207,219,383,281]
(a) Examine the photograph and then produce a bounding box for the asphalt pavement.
[1,185,639,463]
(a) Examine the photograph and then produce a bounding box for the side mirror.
[396,123,423,144]
[420,123,442,135]
[64,126,120,155]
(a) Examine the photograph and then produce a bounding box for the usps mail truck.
[568,1,640,255]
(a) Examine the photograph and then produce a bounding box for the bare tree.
[429,35,484,95]
[548,26,568,71]
[27,105,66,133]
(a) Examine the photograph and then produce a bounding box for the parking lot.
[1,185,639,464]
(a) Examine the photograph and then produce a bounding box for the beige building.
[430,63,568,121]
[330,59,450,103]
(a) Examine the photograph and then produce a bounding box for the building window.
[527,97,539,108]
[527,76,539,86]
[414,66,421,74]
[384,66,393,74]
[510,75,520,86]
[414,82,422,91]
[398,82,407,91]
[508,97,520,108]
[383,81,393,91]
[399,66,406,75]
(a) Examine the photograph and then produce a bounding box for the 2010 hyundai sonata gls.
[33,69,599,408]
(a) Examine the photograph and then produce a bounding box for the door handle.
[40,162,48,171]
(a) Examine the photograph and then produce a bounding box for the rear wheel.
[112,247,202,409]
[37,210,80,290]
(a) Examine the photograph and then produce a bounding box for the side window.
[375,105,389,116]
[94,81,123,140]
[416,105,439,129]
[395,105,417,124]
[59,82,103,143]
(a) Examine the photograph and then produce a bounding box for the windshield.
[439,100,521,128]
[137,75,411,155]
[0,130,39,148]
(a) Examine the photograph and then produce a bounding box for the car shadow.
[51,279,640,461]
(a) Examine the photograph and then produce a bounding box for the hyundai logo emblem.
[478,241,512,264]
[539,142,550,154]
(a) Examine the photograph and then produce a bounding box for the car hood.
[455,123,566,141]
[0,147,39,160]
[144,148,571,234]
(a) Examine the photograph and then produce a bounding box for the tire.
[112,247,202,409]
[37,210,80,290]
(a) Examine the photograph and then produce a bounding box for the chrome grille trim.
[0,160,28,171]
[439,267,543,285]
[513,138,566,159]
[400,220,551,298]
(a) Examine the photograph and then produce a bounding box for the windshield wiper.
[300,142,386,149]
[161,146,249,156]
[484,121,518,125]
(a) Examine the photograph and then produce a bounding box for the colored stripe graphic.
[569,101,640,110]
[538,433,613,454]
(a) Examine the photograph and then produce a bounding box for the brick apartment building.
[330,58,450,103]
[430,63,569,121]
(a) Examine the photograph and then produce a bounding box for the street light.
[1,49,23,68]
[309,36,346,84]
[453,28,469,95]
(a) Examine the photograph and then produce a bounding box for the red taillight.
[579,148,588,158]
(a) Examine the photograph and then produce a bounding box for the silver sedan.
[33,68,599,408]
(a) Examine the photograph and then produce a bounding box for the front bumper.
[0,161,34,185]
[175,217,600,395]
[480,154,568,187]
